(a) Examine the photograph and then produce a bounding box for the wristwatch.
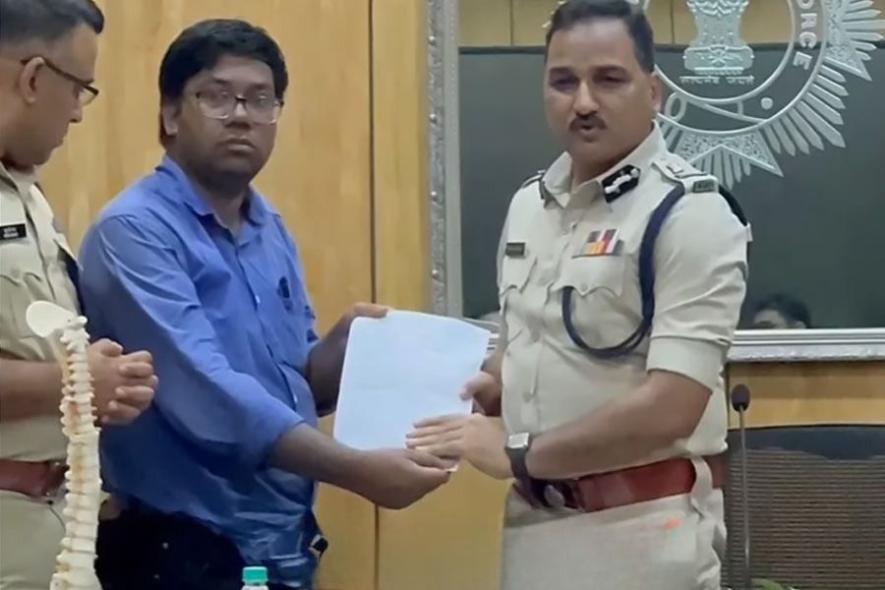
[505,432,534,480]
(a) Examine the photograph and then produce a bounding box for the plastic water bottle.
[241,566,269,590]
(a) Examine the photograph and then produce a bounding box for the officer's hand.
[88,341,157,426]
[460,371,502,416]
[407,415,512,480]
[354,448,451,509]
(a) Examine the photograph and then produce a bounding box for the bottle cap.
[242,566,268,585]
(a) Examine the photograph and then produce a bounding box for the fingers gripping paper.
[333,311,491,450]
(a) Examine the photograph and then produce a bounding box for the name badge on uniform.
[0,223,26,241]
[576,229,623,257]
[505,241,526,258]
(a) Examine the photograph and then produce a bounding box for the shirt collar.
[243,189,270,226]
[0,159,39,195]
[156,154,269,227]
[541,123,666,208]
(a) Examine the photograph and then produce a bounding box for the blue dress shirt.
[79,156,321,585]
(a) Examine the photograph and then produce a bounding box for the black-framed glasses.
[19,56,99,106]
[193,88,283,125]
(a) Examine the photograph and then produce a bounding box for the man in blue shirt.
[78,19,449,590]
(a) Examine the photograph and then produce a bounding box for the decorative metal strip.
[730,329,885,362]
[426,0,462,316]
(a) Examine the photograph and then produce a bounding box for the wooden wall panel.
[372,0,431,312]
[38,2,376,589]
[460,0,514,46]
[510,0,675,45]
[373,5,509,588]
[510,0,558,46]
[728,361,885,428]
[377,466,511,590]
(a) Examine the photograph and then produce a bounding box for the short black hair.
[545,0,655,72]
[0,0,103,46]
[159,19,288,103]
[754,294,813,328]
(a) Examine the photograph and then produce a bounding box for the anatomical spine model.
[27,301,102,590]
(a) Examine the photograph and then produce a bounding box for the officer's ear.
[17,56,44,105]
[160,100,182,139]
[649,71,663,114]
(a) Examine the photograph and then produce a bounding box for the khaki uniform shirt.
[498,126,750,471]
[0,161,78,461]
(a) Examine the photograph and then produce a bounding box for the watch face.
[507,432,530,450]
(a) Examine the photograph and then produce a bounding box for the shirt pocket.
[0,239,49,338]
[498,254,536,344]
[272,274,312,365]
[555,256,626,297]
[553,256,632,347]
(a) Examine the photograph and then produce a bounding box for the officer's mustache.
[569,115,606,131]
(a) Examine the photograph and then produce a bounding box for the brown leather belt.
[0,458,67,499]
[515,455,726,513]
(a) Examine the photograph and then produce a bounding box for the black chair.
[722,425,885,590]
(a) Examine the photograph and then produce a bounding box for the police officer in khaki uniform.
[0,2,156,588]
[409,1,750,588]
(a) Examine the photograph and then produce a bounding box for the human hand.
[407,414,512,480]
[459,370,502,416]
[87,340,156,425]
[354,448,452,509]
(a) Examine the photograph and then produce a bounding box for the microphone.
[730,384,752,590]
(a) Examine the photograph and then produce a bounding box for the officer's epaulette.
[601,164,641,202]
[519,170,545,190]
[653,156,718,194]
[517,170,555,202]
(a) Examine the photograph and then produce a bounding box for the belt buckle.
[42,461,67,499]
[542,483,567,509]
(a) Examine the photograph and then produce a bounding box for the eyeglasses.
[20,56,99,106]
[193,88,283,125]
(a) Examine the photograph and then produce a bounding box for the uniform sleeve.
[79,215,304,469]
[645,190,749,390]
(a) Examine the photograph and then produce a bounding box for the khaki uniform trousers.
[0,491,65,590]
[501,457,725,590]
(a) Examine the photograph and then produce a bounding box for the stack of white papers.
[333,310,491,451]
